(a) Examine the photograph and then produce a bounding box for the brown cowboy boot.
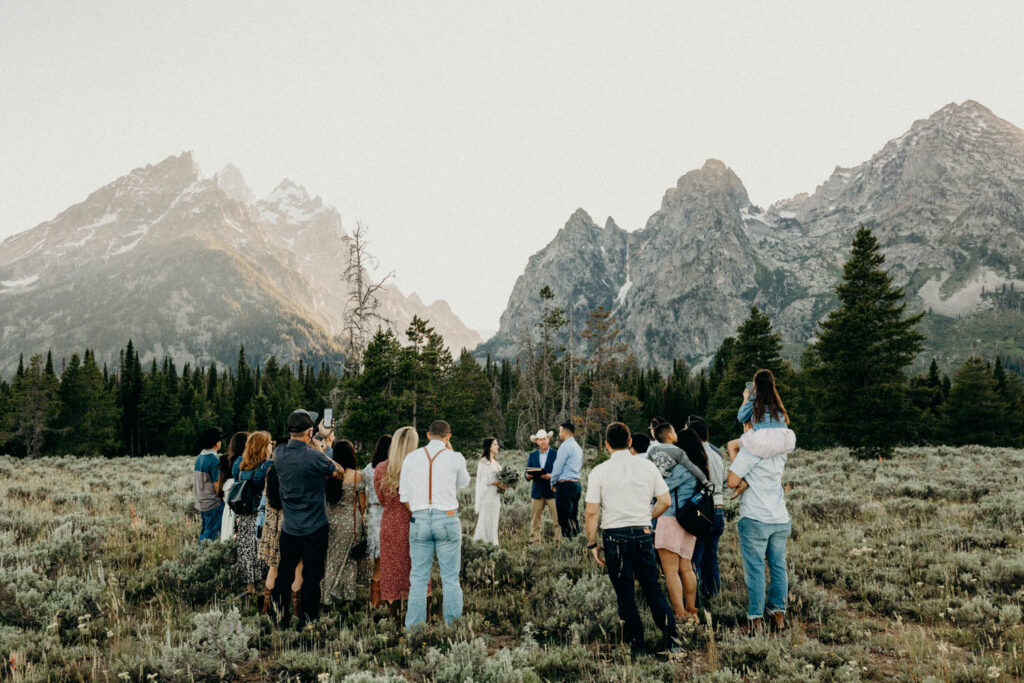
[291,590,301,618]
[370,580,381,608]
[769,611,786,632]
[747,617,765,636]
[261,586,273,615]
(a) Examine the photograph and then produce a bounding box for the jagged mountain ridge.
[0,153,482,374]
[482,100,1024,368]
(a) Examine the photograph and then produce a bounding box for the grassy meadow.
[0,446,1022,682]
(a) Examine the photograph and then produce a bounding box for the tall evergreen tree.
[807,227,924,458]
[942,357,1009,445]
[119,341,144,457]
[1,354,59,458]
[344,329,405,448]
[57,350,119,455]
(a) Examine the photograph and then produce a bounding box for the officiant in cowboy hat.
[525,428,561,544]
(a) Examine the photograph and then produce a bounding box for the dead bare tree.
[342,221,394,373]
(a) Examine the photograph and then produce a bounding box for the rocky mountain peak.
[659,159,750,213]
[486,100,1024,369]
[215,163,254,205]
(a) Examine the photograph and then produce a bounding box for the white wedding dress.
[473,459,501,545]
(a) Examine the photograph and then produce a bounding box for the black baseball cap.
[286,409,319,434]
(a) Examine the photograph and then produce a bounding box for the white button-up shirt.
[585,450,669,529]
[399,439,471,512]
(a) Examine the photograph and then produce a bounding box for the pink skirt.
[654,515,696,559]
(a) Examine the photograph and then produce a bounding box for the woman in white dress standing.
[473,437,506,545]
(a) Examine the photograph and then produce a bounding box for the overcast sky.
[2,1,1023,335]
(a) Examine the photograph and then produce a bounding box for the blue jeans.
[406,509,463,628]
[602,526,676,650]
[691,507,725,599]
[737,517,791,620]
[199,503,224,543]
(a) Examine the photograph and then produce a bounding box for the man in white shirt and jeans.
[585,422,679,656]
[399,419,471,628]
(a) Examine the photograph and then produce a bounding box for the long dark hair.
[371,434,392,468]
[218,431,250,493]
[481,437,498,462]
[752,369,789,425]
[676,427,710,479]
[326,440,358,504]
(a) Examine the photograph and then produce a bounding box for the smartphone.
[745,382,755,395]
[323,408,333,429]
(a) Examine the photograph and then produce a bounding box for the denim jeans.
[602,526,676,650]
[691,507,725,599]
[737,517,791,620]
[406,509,463,628]
[275,523,329,627]
[555,481,581,538]
[198,503,224,543]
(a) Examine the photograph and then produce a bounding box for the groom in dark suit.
[525,429,561,544]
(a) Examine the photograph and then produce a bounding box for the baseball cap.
[286,409,319,434]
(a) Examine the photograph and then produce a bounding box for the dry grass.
[0,446,1021,681]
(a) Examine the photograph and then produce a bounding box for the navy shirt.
[274,439,337,535]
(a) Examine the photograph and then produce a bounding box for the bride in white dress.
[473,437,505,545]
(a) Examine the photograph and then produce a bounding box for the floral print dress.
[321,479,366,603]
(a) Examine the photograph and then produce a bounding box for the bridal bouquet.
[496,465,520,491]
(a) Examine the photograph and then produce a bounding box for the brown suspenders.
[425,446,449,507]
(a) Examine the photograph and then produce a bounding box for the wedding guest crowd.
[189,367,794,650]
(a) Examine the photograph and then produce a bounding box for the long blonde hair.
[240,431,272,471]
[381,426,419,494]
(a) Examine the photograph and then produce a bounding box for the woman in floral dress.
[322,440,366,605]
[233,431,273,593]
[375,426,420,621]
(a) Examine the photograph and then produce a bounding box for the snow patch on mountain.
[1,275,38,288]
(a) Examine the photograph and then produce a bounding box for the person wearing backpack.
[232,431,274,596]
[648,423,710,622]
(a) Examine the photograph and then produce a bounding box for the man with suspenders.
[399,419,471,628]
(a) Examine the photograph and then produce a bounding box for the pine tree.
[119,341,144,457]
[580,306,631,451]
[343,329,405,448]
[440,350,493,451]
[57,350,119,455]
[1,353,59,458]
[807,227,924,458]
[942,357,1009,445]
[233,345,255,432]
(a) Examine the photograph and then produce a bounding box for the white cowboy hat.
[529,429,554,442]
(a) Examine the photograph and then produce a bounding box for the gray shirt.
[703,442,727,506]
[275,439,337,535]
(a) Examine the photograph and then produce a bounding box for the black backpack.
[674,481,716,540]
[671,456,716,539]
[227,467,262,516]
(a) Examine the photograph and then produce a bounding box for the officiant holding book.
[525,429,561,544]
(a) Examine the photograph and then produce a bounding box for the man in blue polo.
[272,409,342,627]
[550,421,584,539]
[193,427,224,543]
